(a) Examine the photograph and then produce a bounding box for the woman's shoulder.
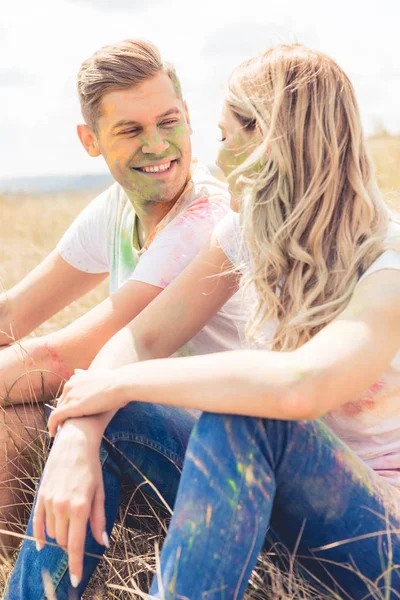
[213,211,242,265]
[358,250,400,286]
[357,219,400,286]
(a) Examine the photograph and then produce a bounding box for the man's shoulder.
[86,181,129,217]
[95,180,123,203]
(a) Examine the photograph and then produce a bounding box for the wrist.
[59,416,105,446]
[117,364,137,407]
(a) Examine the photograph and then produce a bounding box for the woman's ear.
[77,124,101,157]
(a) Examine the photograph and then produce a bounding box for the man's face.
[95,73,192,204]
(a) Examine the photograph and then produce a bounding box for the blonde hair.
[227,44,397,351]
[77,39,183,131]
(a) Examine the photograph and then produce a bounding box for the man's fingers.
[54,500,70,549]
[44,499,56,540]
[33,498,46,551]
[90,484,108,548]
[67,504,90,589]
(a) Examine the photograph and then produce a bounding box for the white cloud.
[67,0,162,10]
[0,69,36,87]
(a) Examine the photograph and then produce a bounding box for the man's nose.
[141,133,170,155]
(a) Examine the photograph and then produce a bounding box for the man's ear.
[77,124,101,157]
[183,101,193,135]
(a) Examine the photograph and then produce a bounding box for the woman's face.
[216,101,259,212]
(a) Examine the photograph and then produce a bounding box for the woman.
[28,44,400,598]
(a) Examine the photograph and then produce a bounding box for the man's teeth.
[141,161,172,173]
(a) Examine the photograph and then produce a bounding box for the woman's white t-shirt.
[215,212,400,488]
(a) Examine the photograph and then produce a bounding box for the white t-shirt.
[215,211,400,488]
[57,161,247,359]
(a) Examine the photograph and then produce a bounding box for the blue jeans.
[6,403,400,599]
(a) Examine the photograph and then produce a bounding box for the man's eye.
[218,137,226,142]
[120,129,140,136]
[160,119,179,127]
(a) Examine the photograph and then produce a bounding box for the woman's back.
[217,211,400,487]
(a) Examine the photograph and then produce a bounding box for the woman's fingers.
[49,398,102,433]
[47,412,63,438]
[51,404,85,425]
[67,502,91,589]
[48,403,85,437]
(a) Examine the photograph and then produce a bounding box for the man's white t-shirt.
[57,160,247,357]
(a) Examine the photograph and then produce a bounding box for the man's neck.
[125,178,190,247]
[134,200,175,247]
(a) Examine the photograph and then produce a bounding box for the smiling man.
[0,39,245,568]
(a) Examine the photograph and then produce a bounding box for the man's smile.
[131,158,178,178]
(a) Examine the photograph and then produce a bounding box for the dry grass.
[0,136,399,599]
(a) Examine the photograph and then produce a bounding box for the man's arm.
[34,239,238,580]
[0,250,107,346]
[0,278,163,404]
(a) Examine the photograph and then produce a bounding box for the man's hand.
[33,419,108,589]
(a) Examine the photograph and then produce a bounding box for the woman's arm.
[48,237,239,436]
[92,235,240,366]
[50,268,400,428]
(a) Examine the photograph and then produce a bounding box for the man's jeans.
[6,402,400,599]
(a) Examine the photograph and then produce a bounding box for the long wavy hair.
[226,44,398,351]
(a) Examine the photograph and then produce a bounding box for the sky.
[1,0,399,179]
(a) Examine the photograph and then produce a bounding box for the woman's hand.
[48,368,126,436]
[33,419,108,589]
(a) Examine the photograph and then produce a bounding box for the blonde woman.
[12,45,400,599]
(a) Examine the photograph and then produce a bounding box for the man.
[0,38,245,573]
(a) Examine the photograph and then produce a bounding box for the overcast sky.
[1,0,399,179]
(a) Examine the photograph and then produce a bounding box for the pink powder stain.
[369,380,385,395]
[341,379,385,416]
[40,343,72,381]
[341,397,376,417]
[159,277,170,288]
[174,199,213,227]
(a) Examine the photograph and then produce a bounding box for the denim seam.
[104,432,184,469]
[44,551,69,600]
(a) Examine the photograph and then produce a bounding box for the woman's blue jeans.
[5,402,400,599]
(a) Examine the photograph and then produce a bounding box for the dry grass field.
[0,136,399,599]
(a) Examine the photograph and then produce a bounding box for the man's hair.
[77,39,183,131]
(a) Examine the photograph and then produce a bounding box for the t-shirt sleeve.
[56,187,113,273]
[130,197,229,289]
[357,249,400,286]
[214,211,242,266]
